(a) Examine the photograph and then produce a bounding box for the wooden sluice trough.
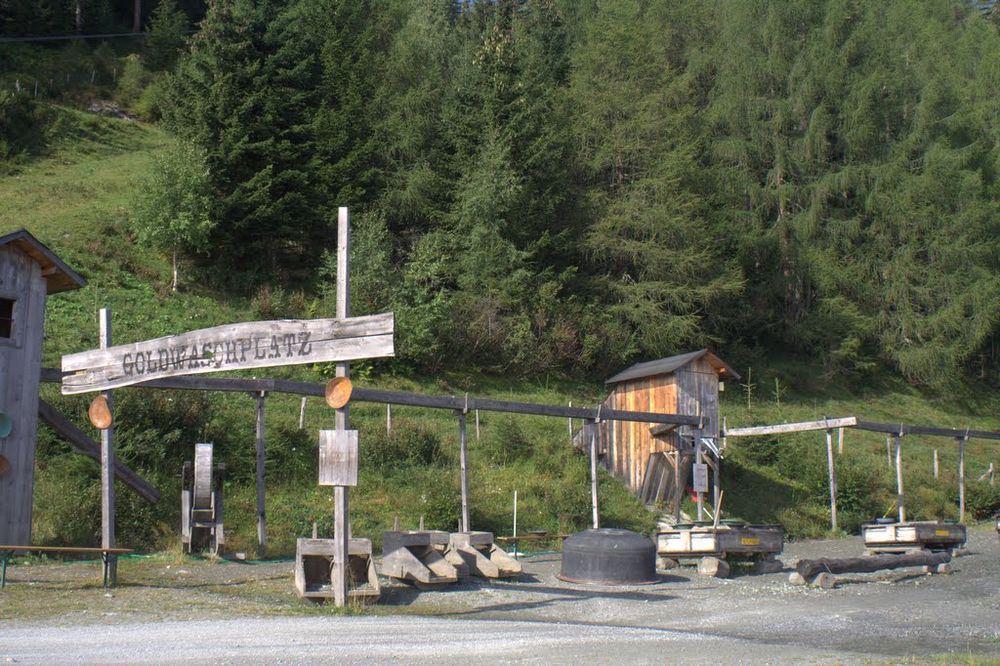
[181,442,225,554]
[381,530,458,588]
[656,522,784,577]
[294,537,380,603]
[445,532,522,579]
[862,521,966,555]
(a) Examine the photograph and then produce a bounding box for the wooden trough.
[656,523,784,576]
[181,442,224,554]
[862,521,966,555]
[445,532,522,579]
[381,530,458,588]
[294,537,380,602]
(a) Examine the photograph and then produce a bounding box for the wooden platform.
[862,521,966,554]
[656,524,784,560]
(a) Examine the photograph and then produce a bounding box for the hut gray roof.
[0,229,86,294]
[605,349,740,384]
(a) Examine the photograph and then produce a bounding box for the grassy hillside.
[3,106,1000,558]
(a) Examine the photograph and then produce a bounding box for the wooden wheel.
[193,443,213,511]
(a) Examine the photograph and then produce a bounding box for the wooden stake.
[895,432,906,523]
[568,401,573,443]
[99,308,117,585]
[386,403,391,433]
[475,409,480,441]
[255,391,266,555]
[333,206,351,607]
[826,428,838,532]
[933,449,939,479]
[958,435,966,523]
[298,397,306,430]
[886,436,892,468]
[837,427,844,456]
[458,411,469,532]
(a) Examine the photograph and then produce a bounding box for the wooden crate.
[862,522,966,554]
[657,524,783,560]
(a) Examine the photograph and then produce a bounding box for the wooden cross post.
[695,432,704,521]
[99,308,117,585]
[255,391,267,555]
[895,429,906,523]
[333,206,351,607]
[825,427,838,532]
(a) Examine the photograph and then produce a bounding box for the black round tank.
[557,528,658,585]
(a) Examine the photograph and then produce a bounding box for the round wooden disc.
[0,454,9,478]
[88,396,113,430]
[325,377,353,409]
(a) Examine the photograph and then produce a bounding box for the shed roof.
[0,229,86,294]
[605,349,740,384]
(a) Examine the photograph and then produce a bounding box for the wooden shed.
[0,230,85,545]
[589,350,738,505]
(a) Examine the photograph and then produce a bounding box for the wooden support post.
[886,436,892,468]
[458,410,470,533]
[826,428,838,532]
[255,391,266,555]
[568,401,573,443]
[298,397,306,430]
[695,433,704,521]
[837,427,844,456]
[588,419,599,529]
[99,309,117,585]
[333,206,351,608]
[475,409,480,441]
[958,435,966,523]
[713,453,721,519]
[895,432,906,523]
[386,403,391,433]
[933,449,939,479]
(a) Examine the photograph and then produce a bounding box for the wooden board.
[725,417,858,437]
[318,430,358,487]
[60,313,394,394]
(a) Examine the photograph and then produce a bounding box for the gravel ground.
[2,526,998,664]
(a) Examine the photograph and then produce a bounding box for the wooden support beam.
[458,410,470,533]
[333,206,351,608]
[99,308,116,585]
[958,435,966,523]
[795,550,951,582]
[724,417,857,437]
[826,428,837,532]
[37,399,159,503]
[587,419,599,529]
[856,421,1000,441]
[255,391,266,555]
[895,432,906,523]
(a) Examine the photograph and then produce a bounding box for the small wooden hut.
[0,230,85,545]
[589,350,738,508]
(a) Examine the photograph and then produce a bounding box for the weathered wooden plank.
[37,399,159,503]
[725,417,858,437]
[318,429,358,486]
[60,313,394,394]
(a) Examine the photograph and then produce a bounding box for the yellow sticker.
[934,529,950,536]
[740,537,760,545]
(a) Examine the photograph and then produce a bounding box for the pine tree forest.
[6,0,1000,388]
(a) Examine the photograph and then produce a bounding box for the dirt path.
[2,527,998,663]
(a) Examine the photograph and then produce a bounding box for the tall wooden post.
[895,432,906,523]
[255,391,266,555]
[458,410,470,532]
[933,449,939,479]
[333,206,351,607]
[837,427,844,456]
[826,428,838,532]
[886,436,892,468]
[588,419,599,529]
[99,308,116,584]
[958,435,966,523]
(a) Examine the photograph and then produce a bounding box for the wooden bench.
[0,545,134,589]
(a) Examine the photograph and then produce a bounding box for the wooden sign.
[318,429,358,486]
[60,313,394,395]
[692,463,709,493]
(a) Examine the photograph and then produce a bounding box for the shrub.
[0,91,44,160]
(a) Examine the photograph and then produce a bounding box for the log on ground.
[796,550,951,581]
